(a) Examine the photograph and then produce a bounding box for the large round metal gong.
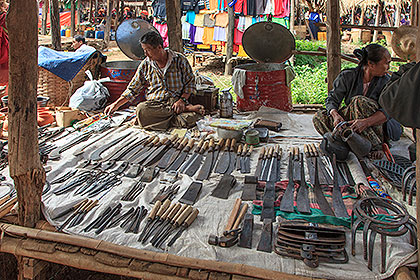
[242,22,295,63]
[116,19,159,60]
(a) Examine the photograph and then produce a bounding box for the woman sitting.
[312,43,401,158]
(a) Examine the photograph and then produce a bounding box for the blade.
[312,157,334,216]
[143,144,168,166]
[185,154,204,177]
[133,145,159,164]
[236,156,242,171]
[180,153,197,174]
[165,149,183,170]
[167,227,185,247]
[196,151,213,181]
[260,158,271,181]
[215,151,230,174]
[256,219,273,253]
[255,158,263,177]
[89,133,130,161]
[296,154,310,214]
[268,156,278,182]
[158,147,176,169]
[332,155,349,218]
[168,151,188,171]
[279,156,295,212]
[225,153,236,175]
[243,156,251,174]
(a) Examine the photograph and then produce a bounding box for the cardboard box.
[55,109,85,127]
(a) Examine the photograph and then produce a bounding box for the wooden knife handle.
[173,137,182,148]
[237,144,242,156]
[167,203,182,220]
[247,145,253,156]
[272,145,278,157]
[225,198,242,232]
[208,138,215,151]
[186,138,195,150]
[78,200,91,212]
[183,208,199,227]
[169,134,178,143]
[217,138,225,150]
[277,145,282,159]
[304,144,310,158]
[195,138,205,152]
[230,138,236,151]
[161,202,177,220]
[232,203,248,230]
[179,137,189,149]
[172,204,188,222]
[259,147,265,159]
[160,137,169,145]
[85,200,99,212]
[143,135,154,145]
[224,138,231,151]
[175,205,193,226]
[73,198,89,210]
[151,137,160,146]
[268,146,274,158]
[148,200,161,220]
[241,144,248,157]
[200,141,209,154]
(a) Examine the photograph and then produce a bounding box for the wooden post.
[395,0,401,27]
[416,22,420,280]
[411,0,417,26]
[326,0,341,90]
[358,5,365,42]
[373,1,381,42]
[89,0,93,22]
[104,0,113,45]
[224,5,235,76]
[351,5,355,25]
[77,0,82,31]
[70,0,76,37]
[166,0,182,52]
[290,0,295,33]
[49,0,61,50]
[41,0,49,35]
[7,0,46,278]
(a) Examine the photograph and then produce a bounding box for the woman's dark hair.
[140,31,163,48]
[74,35,86,44]
[354,43,389,67]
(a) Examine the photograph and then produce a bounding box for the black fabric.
[379,62,420,128]
[152,0,166,19]
[247,0,257,16]
[181,0,199,11]
[255,0,267,15]
[325,67,390,116]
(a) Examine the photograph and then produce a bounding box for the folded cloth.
[38,46,99,82]
[284,65,295,87]
[232,68,247,99]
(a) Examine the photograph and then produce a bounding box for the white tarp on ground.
[40,107,417,280]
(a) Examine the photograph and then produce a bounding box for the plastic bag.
[69,70,110,111]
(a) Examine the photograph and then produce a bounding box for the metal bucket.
[235,63,292,112]
[100,60,146,106]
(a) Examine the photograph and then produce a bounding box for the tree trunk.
[395,0,401,27]
[41,0,49,35]
[358,5,365,42]
[71,0,76,37]
[166,0,182,52]
[411,0,417,26]
[50,0,61,50]
[105,0,113,45]
[77,0,82,31]
[224,5,235,76]
[326,0,341,90]
[290,0,295,33]
[89,0,93,22]
[373,2,381,41]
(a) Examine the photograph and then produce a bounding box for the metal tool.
[296,153,311,214]
[167,208,199,247]
[164,137,189,170]
[52,198,88,220]
[167,138,195,171]
[331,154,349,218]
[138,201,162,242]
[254,147,265,178]
[196,138,219,181]
[279,150,295,213]
[179,181,203,205]
[150,203,182,245]
[210,138,225,172]
[180,138,205,174]
[236,144,243,171]
[238,213,254,249]
[268,145,280,182]
[49,132,93,160]
[215,138,231,174]
[256,218,273,253]
[89,133,131,161]
[157,137,182,169]
[312,157,334,216]
[184,139,210,177]
[132,136,161,164]
[140,199,171,243]
[68,200,98,228]
[226,139,238,175]
[260,146,274,181]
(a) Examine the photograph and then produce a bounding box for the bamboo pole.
[373,1,381,42]
[0,223,308,280]
[41,0,49,35]
[70,0,76,37]
[49,0,61,50]
[224,5,235,76]
[326,0,341,90]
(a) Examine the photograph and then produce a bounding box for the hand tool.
[331,154,349,218]
[151,184,180,204]
[143,135,178,166]
[180,138,205,173]
[256,218,273,253]
[72,126,118,156]
[279,150,295,213]
[163,137,189,170]
[108,207,135,228]
[124,135,158,163]
[275,144,282,181]
[238,213,254,249]
[312,157,334,216]
[58,200,90,231]
[141,199,172,244]
[138,200,168,243]
[49,132,93,160]
[196,138,219,181]
[121,181,145,201]
[241,144,251,174]
[268,145,279,182]
[150,203,182,244]
[100,136,147,170]
[211,174,236,199]
[167,138,195,171]
[125,206,148,233]
[185,140,210,177]
[132,136,161,164]
[261,181,276,221]
[83,205,112,232]
[68,200,98,228]
[52,198,88,220]
[215,138,231,174]
[312,144,333,185]
[296,153,311,214]
[210,138,225,172]
[167,208,199,247]
[124,163,143,178]
[120,207,138,230]
[292,147,301,182]
[89,132,131,161]
[241,175,257,201]
[225,139,238,175]
[236,144,243,171]
[153,205,192,248]
[122,135,155,161]
[179,181,203,205]
[157,137,182,169]
[49,169,77,185]
[260,146,274,181]
[254,147,265,178]
[53,171,92,195]
[95,203,122,234]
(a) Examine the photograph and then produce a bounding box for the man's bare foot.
[186,104,205,115]
[369,150,384,160]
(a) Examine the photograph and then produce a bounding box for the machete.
[242,144,253,174]
[331,154,349,218]
[89,132,131,161]
[225,139,238,175]
[210,138,225,173]
[260,146,274,181]
[168,138,195,171]
[215,138,231,174]
[254,147,265,178]
[164,137,189,170]
[236,144,243,171]
[296,153,311,214]
[143,135,177,167]
[185,140,210,177]
[157,137,182,169]
[196,139,216,181]
[313,156,335,216]
[268,145,279,182]
[132,136,161,164]
[180,138,205,173]
[279,150,295,213]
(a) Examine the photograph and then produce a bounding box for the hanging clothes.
[182,0,199,11]
[255,0,267,15]
[186,10,196,24]
[194,13,205,26]
[153,20,169,47]
[275,0,289,17]
[209,0,218,10]
[203,14,216,27]
[215,12,229,27]
[247,0,257,16]
[234,0,247,15]
[194,26,205,43]
[234,18,244,45]
[213,26,227,41]
[244,16,253,29]
[152,0,167,19]
[237,16,246,32]
[181,16,191,40]
[202,27,219,44]
[189,24,197,44]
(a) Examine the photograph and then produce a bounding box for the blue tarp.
[38,46,97,81]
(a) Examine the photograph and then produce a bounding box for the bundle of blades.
[167,138,196,172]
[72,125,117,156]
[159,138,189,170]
[58,199,97,231]
[51,198,88,220]
[53,171,93,195]
[89,132,131,162]
[67,200,99,228]
[126,136,161,165]
[80,173,122,198]
[196,138,224,181]
[305,143,333,185]
[259,146,276,181]
[142,134,179,167]
[148,203,182,245]
[150,184,180,204]
[215,139,235,175]
[49,131,94,160]
[152,205,198,249]
[121,181,146,201]
[48,169,78,185]
[83,203,122,234]
[39,143,56,155]
[108,207,135,228]
[179,138,205,174]
[184,139,210,177]
[122,206,148,233]
[240,144,254,174]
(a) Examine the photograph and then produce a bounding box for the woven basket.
[37,52,103,107]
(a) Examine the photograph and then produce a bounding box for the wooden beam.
[224,5,235,76]
[49,0,61,50]
[41,0,48,35]
[104,0,113,45]
[70,0,76,37]
[165,0,182,52]
[320,23,398,32]
[326,0,341,90]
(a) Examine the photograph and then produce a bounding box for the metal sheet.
[116,19,159,60]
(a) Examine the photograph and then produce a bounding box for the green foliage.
[294,40,327,67]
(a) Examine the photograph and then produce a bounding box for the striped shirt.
[122,49,196,102]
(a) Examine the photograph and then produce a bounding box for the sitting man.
[72,35,96,53]
[313,44,401,158]
[104,31,204,131]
